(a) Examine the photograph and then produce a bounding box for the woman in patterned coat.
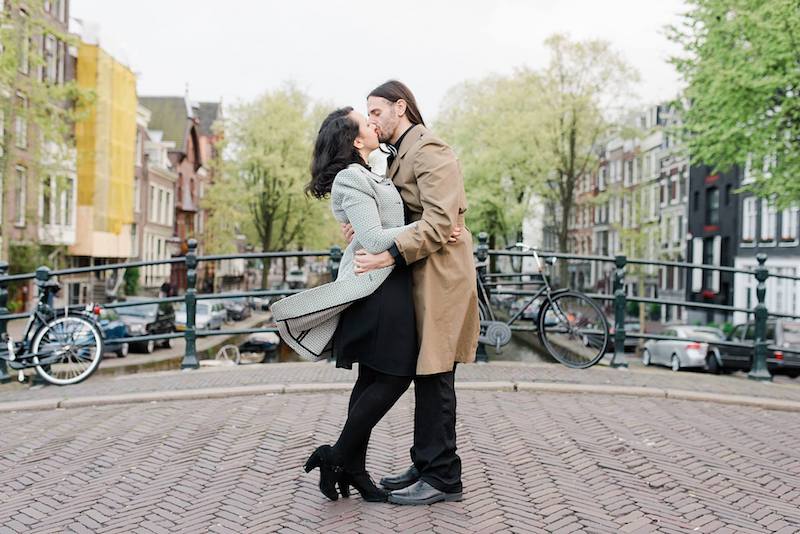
[271,107,456,504]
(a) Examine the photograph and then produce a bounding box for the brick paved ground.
[0,360,798,405]
[1,386,800,533]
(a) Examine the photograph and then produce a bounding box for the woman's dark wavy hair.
[307,107,366,199]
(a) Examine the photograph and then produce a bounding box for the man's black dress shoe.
[379,465,420,491]
[387,480,462,505]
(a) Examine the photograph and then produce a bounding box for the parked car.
[708,320,800,377]
[642,325,724,371]
[606,320,642,353]
[99,308,129,358]
[175,301,226,331]
[252,295,272,311]
[286,269,308,289]
[116,298,175,353]
[221,294,252,321]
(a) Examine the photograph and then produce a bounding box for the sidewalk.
[1,362,799,533]
[1,359,799,409]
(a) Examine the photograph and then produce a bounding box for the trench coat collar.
[388,125,428,180]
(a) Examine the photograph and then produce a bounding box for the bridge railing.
[0,239,342,381]
[475,232,800,381]
[1,231,798,383]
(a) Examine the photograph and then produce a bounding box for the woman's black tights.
[333,364,412,472]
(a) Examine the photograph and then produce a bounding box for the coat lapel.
[389,125,427,181]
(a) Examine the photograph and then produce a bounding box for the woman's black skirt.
[332,265,417,377]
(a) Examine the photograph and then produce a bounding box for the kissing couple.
[271,80,479,505]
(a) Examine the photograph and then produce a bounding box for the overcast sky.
[71,0,688,121]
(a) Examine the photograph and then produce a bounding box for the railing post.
[610,255,628,368]
[475,232,489,363]
[748,253,772,381]
[0,262,11,383]
[181,239,199,370]
[329,245,342,281]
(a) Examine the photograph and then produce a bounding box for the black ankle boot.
[338,470,389,502]
[304,445,343,501]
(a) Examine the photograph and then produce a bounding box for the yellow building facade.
[69,42,136,258]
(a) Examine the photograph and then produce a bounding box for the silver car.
[175,301,227,331]
[642,326,724,371]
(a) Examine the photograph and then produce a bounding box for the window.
[18,10,30,75]
[58,0,67,22]
[725,184,732,206]
[134,176,141,213]
[705,187,719,225]
[15,93,27,149]
[56,41,65,84]
[166,190,173,226]
[693,190,699,212]
[135,131,143,164]
[41,176,52,225]
[781,207,799,241]
[742,197,756,241]
[743,154,754,184]
[57,176,74,227]
[158,188,164,224]
[761,199,776,241]
[44,35,57,82]
[149,184,156,222]
[131,224,138,257]
[674,215,682,244]
[14,166,26,226]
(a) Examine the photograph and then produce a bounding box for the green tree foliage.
[670,0,800,205]
[437,34,638,264]
[204,85,340,287]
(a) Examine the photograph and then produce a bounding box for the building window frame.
[14,165,26,226]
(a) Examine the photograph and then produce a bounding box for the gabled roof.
[138,96,191,149]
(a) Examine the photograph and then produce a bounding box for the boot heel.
[338,477,351,498]
[304,450,321,473]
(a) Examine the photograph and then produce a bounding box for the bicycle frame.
[478,244,556,329]
[1,280,98,370]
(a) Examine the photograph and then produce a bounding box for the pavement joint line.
[2,380,800,413]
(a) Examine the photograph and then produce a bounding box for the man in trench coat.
[351,80,479,505]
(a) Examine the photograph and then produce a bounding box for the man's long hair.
[368,80,425,126]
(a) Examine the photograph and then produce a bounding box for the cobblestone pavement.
[1,386,800,533]
[0,360,798,405]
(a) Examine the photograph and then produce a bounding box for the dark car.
[99,308,130,358]
[709,320,800,377]
[603,321,641,354]
[221,294,252,321]
[115,298,176,353]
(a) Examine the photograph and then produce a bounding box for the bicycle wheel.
[32,315,104,385]
[538,291,608,369]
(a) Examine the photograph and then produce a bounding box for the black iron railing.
[1,231,797,384]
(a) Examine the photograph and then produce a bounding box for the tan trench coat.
[391,126,479,375]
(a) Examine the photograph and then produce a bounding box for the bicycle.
[1,275,104,385]
[477,243,609,368]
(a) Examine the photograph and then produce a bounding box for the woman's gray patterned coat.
[270,163,416,360]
